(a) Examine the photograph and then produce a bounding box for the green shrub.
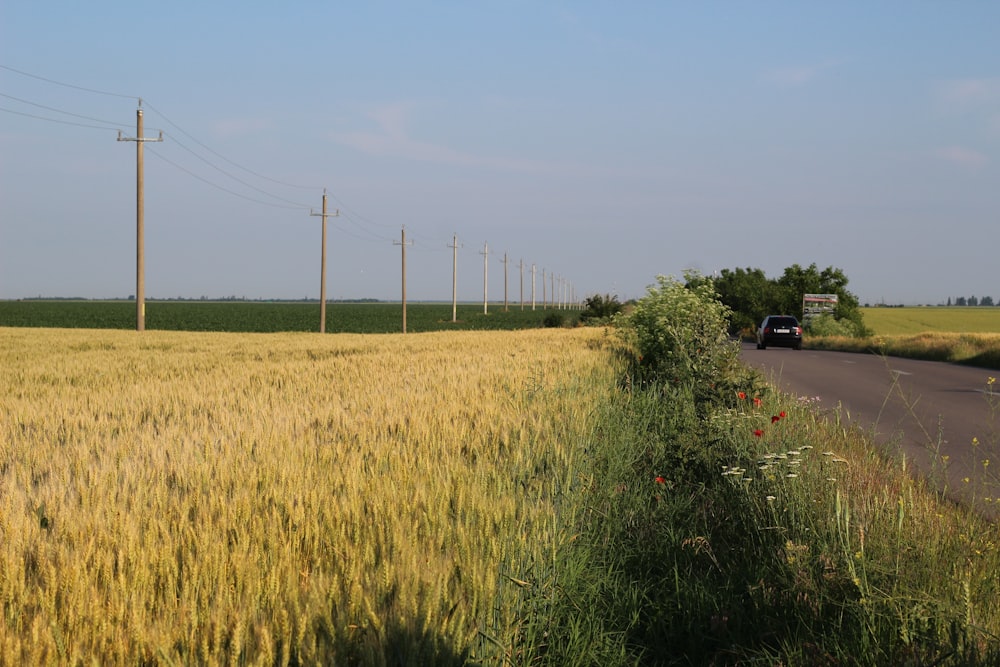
[580,293,624,324]
[618,272,743,402]
[543,312,565,328]
[807,313,865,338]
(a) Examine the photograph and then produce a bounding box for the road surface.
[740,342,1000,520]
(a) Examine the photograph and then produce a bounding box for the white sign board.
[803,293,838,322]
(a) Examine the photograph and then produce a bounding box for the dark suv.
[756,315,803,350]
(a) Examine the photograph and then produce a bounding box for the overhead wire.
[146,147,309,210]
[0,105,123,131]
[330,219,395,244]
[3,64,560,291]
[141,100,323,192]
[3,64,319,211]
[159,130,312,209]
[333,213,396,243]
[0,91,129,128]
[1,64,137,99]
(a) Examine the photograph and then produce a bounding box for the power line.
[0,92,129,128]
[162,131,312,209]
[4,65,319,207]
[0,105,122,131]
[146,147,308,210]
[142,100,322,192]
[1,63,137,99]
[3,64,516,272]
[325,191,397,230]
[329,222,392,244]
[333,212,396,243]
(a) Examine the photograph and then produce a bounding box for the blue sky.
[2,2,998,305]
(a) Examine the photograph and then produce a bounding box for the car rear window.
[769,317,798,327]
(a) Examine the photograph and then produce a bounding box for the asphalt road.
[740,342,1000,520]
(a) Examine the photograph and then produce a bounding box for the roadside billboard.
[802,293,838,324]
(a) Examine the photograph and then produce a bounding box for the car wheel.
[759,343,766,350]
[794,342,802,350]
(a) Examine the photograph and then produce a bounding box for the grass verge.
[508,372,1000,665]
[506,276,1000,664]
[805,333,1000,370]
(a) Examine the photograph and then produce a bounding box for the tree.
[712,263,868,337]
[712,267,774,333]
[956,296,967,306]
[969,296,979,307]
[982,296,995,307]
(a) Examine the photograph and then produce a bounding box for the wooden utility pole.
[502,252,509,312]
[551,272,555,311]
[310,190,339,333]
[394,227,412,333]
[542,268,547,309]
[531,263,536,310]
[117,100,162,332]
[519,258,524,311]
[480,242,489,314]
[448,234,459,322]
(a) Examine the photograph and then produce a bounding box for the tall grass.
[509,277,1000,664]
[0,327,619,664]
[807,332,1000,369]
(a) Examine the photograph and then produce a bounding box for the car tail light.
[795,326,802,335]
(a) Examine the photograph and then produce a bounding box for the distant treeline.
[867,299,998,308]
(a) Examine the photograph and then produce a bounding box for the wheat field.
[0,326,620,664]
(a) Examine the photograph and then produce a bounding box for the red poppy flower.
[753,397,762,408]
[771,415,780,424]
[779,411,787,419]
[655,476,666,484]
[753,429,764,438]
[737,391,747,400]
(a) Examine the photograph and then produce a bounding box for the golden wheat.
[0,326,620,664]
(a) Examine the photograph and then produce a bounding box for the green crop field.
[860,307,1000,336]
[0,300,578,333]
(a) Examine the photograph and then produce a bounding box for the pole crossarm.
[116,130,163,144]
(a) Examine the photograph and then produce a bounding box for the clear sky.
[2,2,998,305]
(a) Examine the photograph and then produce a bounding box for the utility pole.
[542,268,547,309]
[117,100,162,332]
[394,226,412,333]
[480,242,489,315]
[310,189,339,333]
[531,263,536,310]
[551,272,555,311]
[448,234,460,323]
[502,252,509,312]
[519,258,524,311]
